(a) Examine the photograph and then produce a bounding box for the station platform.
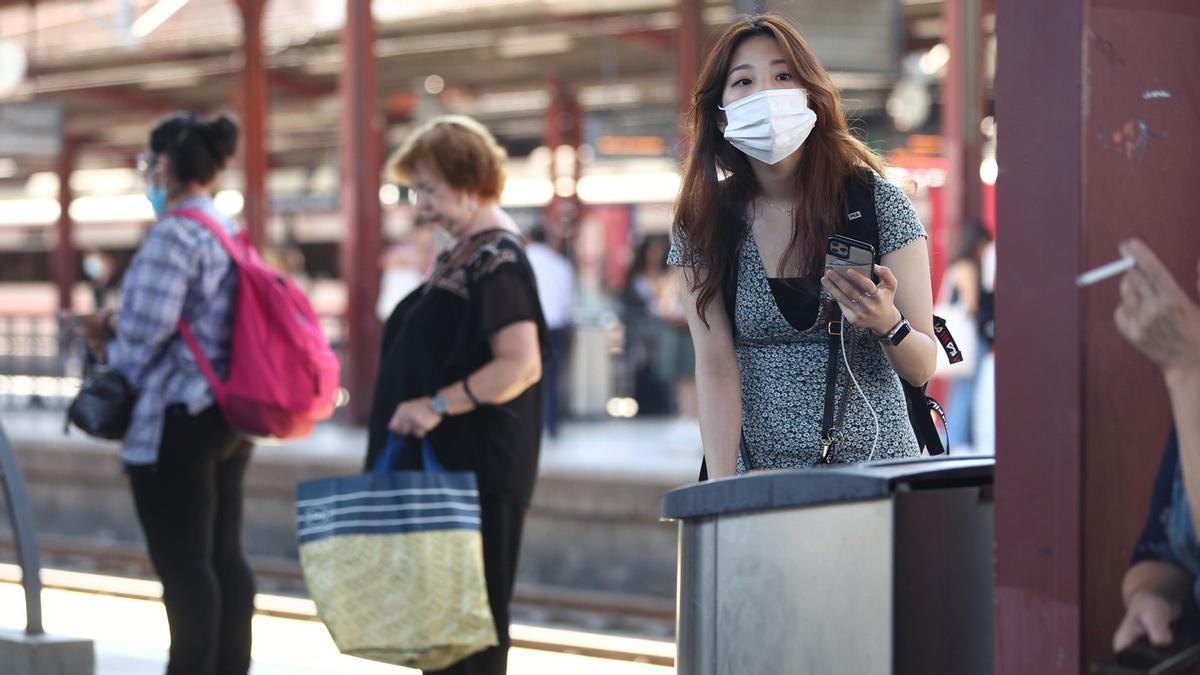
[0,567,675,674]
[0,409,703,634]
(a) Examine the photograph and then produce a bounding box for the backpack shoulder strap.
[171,207,238,399]
[839,169,880,254]
[820,170,880,461]
[173,207,247,264]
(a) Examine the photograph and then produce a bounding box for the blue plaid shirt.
[107,195,239,465]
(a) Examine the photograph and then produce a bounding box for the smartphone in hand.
[825,235,877,283]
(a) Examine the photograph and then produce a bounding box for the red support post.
[543,77,582,251]
[994,0,1200,670]
[676,0,703,124]
[338,0,382,424]
[54,136,79,313]
[237,0,268,249]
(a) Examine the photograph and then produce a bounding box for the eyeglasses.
[136,152,158,180]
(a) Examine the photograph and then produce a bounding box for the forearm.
[1167,369,1200,535]
[1123,560,1193,610]
[435,356,542,415]
[874,307,938,385]
[695,362,742,478]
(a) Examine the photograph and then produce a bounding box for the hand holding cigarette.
[1111,238,1200,378]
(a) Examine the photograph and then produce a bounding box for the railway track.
[0,534,677,667]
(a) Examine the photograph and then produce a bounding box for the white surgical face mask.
[719,89,817,165]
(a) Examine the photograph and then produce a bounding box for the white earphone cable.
[840,323,880,462]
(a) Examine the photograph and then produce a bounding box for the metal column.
[338,0,382,423]
[0,422,43,636]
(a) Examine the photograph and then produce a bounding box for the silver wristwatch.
[882,315,912,346]
[429,395,449,416]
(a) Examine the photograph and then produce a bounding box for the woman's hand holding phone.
[821,264,902,336]
[63,310,115,360]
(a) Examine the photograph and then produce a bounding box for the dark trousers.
[425,492,528,675]
[127,405,255,675]
[543,327,572,437]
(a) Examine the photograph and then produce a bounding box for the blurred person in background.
[81,249,117,311]
[937,219,994,451]
[621,236,672,415]
[524,224,575,438]
[1111,240,1200,653]
[376,221,437,321]
[80,111,255,675]
[668,14,937,477]
[365,115,549,675]
[656,262,699,420]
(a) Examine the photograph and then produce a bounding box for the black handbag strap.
[820,304,843,463]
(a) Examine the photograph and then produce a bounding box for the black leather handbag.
[67,365,135,440]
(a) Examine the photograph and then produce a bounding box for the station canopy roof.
[0,0,931,185]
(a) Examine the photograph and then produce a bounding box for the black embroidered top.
[365,228,550,503]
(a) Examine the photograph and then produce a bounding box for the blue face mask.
[146,182,169,218]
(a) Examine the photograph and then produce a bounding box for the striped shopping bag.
[296,436,497,669]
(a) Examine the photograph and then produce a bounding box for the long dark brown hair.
[674,13,886,325]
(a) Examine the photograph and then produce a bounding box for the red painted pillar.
[994,1,1200,671]
[676,0,703,130]
[54,136,79,312]
[237,0,268,249]
[543,77,581,250]
[676,0,700,142]
[941,0,984,247]
[339,0,382,424]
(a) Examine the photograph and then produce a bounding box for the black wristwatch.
[881,315,912,346]
[429,395,449,416]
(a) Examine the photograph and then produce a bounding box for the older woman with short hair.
[366,115,549,675]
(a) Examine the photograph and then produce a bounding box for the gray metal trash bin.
[662,456,994,675]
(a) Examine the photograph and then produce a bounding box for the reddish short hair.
[389,115,507,201]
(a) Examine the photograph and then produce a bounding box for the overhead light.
[0,39,28,97]
[500,177,553,208]
[424,75,445,96]
[130,0,190,40]
[214,190,245,216]
[497,32,573,59]
[577,171,681,205]
[979,157,998,186]
[0,198,59,226]
[919,43,951,77]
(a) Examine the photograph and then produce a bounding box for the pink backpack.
[175,208,340,440]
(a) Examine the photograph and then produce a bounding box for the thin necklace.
[758,197,795,218]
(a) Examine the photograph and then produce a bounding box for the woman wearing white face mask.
[668,14,938,477]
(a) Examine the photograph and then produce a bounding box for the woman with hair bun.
[81,110,256,675]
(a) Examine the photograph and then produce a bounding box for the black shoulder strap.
[829,171,949,457]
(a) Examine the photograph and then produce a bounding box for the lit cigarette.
[1076,257,1135,287]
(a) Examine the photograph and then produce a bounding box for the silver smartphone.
[824,235,877,282]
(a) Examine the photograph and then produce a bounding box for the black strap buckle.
[827,320,842,336]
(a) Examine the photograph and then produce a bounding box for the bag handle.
[372,433,447,474]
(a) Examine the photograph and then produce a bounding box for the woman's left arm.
[387,321,543,437]
[823,238,938,385]
[441,322,542,411]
